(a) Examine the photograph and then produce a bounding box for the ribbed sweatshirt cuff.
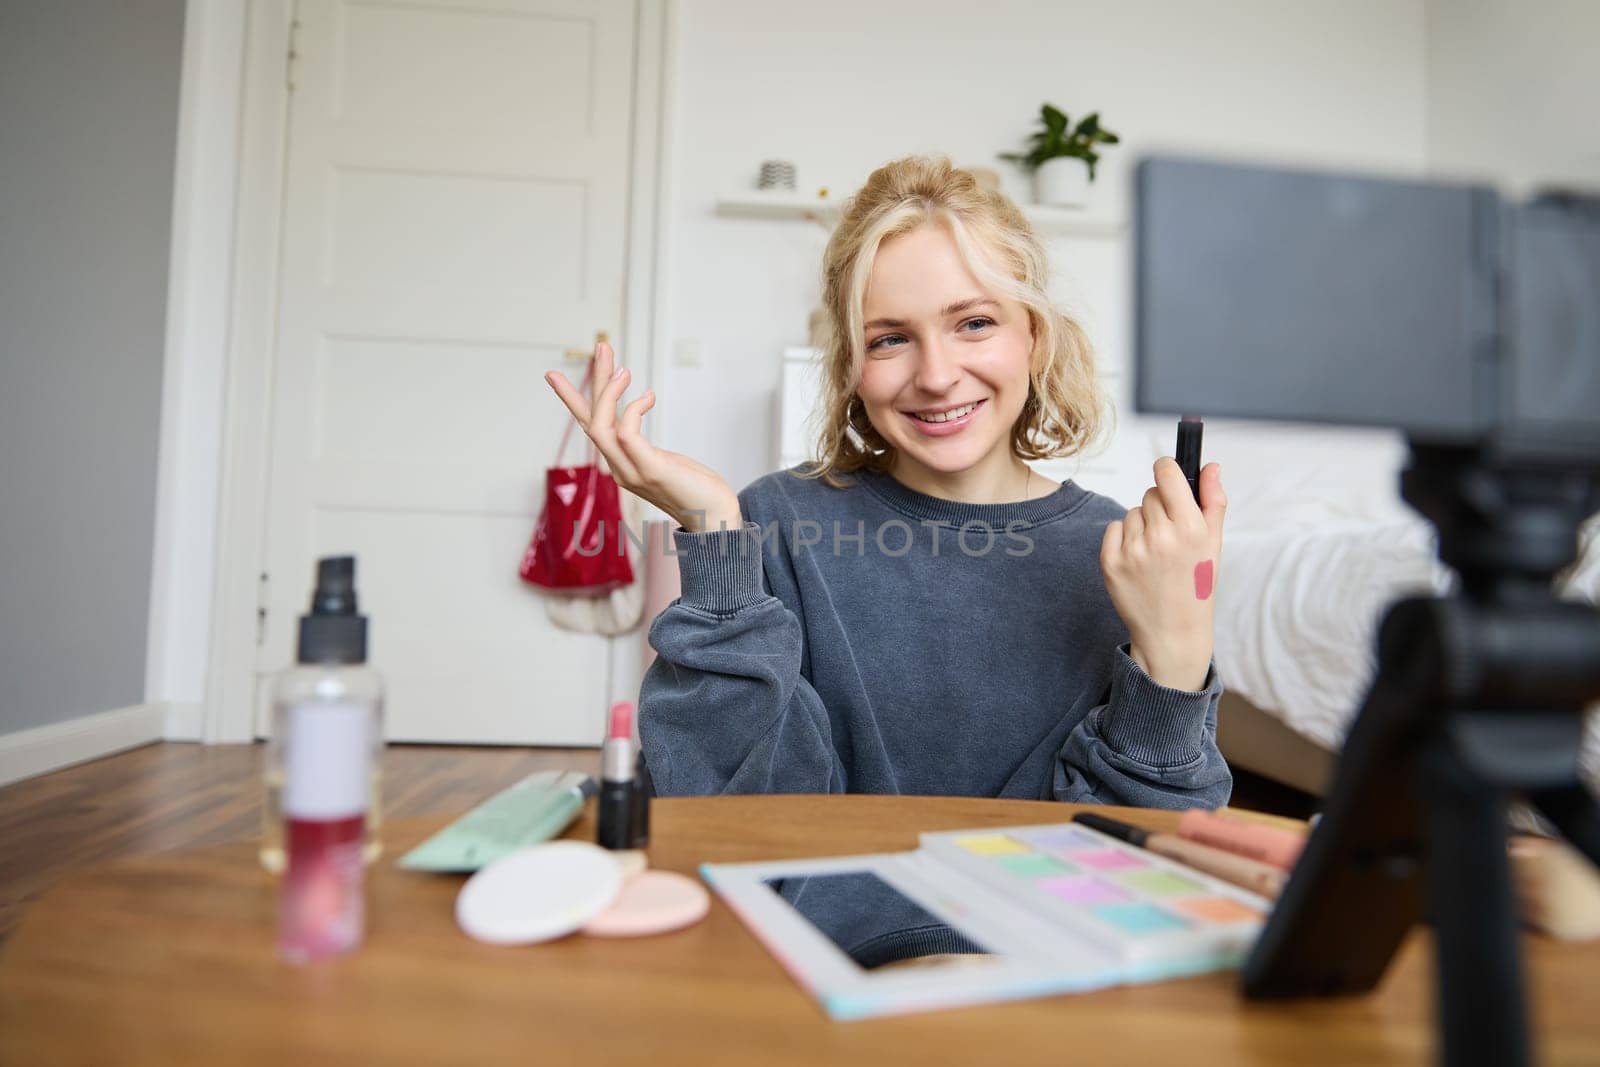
[849,924,986,969]
[672,524,768,614]
[1098,646,1219,767]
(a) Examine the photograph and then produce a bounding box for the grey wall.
[0,1,185,734]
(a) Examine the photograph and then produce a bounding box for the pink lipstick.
[598,702,639,851]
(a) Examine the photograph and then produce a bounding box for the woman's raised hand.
[545,340,743,533]
[1099,458,1227,693]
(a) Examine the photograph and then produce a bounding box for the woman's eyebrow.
[864,298,998,331]
[941,297,998,317]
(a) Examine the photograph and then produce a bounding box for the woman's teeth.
[911,401,980,423]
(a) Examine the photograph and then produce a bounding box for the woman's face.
[857,223,1034,489]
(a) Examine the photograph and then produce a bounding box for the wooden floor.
[0,742,596,944]
[0,742,1311,945]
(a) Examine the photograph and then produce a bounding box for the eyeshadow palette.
[919,823,1267,967]
[701,818,1273,1020]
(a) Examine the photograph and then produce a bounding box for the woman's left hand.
[1099,458,1227,692]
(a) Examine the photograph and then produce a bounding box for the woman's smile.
[903,397,986,435]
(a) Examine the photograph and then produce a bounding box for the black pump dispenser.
[296,556,368,665]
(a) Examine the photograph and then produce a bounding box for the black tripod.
[1240,442,1600,1067]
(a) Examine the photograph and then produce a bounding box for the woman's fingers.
[1121,505,1145,550]
[588,341,629,435]
[1152,457,1198,528]
[1140,487,1167,528]
[612,391,658,484]
[619,390,656,439]
[1198,462,1227,540]
[544,370,593,426]
[545,346,718,526]
[544,344,625,432]
[543,344,642,484]
[1100,519,1123,569]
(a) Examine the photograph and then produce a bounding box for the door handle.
[564,330,610,361]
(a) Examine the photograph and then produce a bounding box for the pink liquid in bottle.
[277,700,371,962]
[279,812,366,961]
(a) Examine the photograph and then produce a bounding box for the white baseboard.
[160,700,206,742]
[0,704,167,788]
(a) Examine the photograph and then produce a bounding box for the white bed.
[1212,486,1600,799]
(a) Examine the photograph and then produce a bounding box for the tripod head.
[1402,443,1600,604]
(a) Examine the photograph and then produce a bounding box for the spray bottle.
[263,556,385,961]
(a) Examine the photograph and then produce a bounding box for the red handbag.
[519,361,636,594]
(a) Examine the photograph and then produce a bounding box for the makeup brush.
[1074,812,1285,900]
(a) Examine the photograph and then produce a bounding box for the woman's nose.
[912,337,961,395]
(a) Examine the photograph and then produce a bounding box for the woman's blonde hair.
[804,155,1105,486]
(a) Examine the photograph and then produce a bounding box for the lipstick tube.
[1176,416,1204,504]
[598,702,636,850]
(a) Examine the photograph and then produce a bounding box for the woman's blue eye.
[960,317,996,332]
[867,334,905,352]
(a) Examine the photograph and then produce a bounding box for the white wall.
[1425,0,1600,195]
[657,0,1428,516]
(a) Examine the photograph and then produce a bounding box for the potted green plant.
[1000,104,1120,208]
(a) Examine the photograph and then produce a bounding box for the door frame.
[194,0,680,742]
[145,0,250,741]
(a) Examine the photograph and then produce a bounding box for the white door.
[258,0,638,743]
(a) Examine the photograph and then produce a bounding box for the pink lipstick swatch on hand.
[1194,559,1215,600]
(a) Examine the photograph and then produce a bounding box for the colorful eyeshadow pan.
[1072,849,1147,871]
[954,835,1030,856]
[1092,903,1191,935]
[1018,827,1101,850]
[914,822,1268,985]
[1118,870,1203,896]
[1172,896,1265,924]
[994,854,1074,878]
[1039,875,1129,905]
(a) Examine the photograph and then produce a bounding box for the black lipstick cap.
[1176,417,1204,504]
[597,779,634,850]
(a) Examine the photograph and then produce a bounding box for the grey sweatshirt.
[639,466,1232,809]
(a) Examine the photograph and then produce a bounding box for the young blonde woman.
[548,156,1231,811]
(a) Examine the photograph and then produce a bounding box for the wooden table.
[2,796,1596,1066]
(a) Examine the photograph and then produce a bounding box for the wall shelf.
[715,192,1127,238]
[716,192,840,222]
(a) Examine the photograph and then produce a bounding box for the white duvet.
[1214,508,1600,791]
